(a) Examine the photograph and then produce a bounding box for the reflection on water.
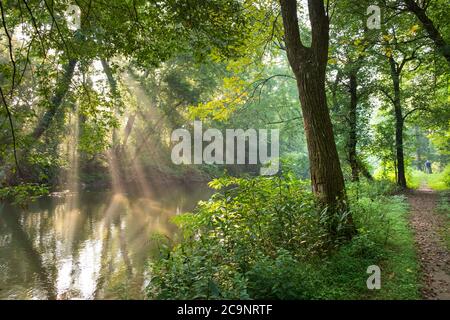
[0,183,210,299]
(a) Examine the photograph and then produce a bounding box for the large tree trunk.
[280,0,348,214]
[31,59,77,140]
[403,0,450,64]
[348,72,359,182]
[389,57,407,188]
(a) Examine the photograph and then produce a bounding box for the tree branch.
[403,106,429,121]
[0,86,21,177]
[378,87,395,104]
[267,116,301,125]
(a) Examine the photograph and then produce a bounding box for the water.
[0,183,211,300]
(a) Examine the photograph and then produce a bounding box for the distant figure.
[425,160,432,174]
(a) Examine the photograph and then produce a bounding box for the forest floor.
[407,184,450,300]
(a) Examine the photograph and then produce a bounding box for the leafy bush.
[148,240,249,299]
[409,170,425,189]
[147,174,330,299]
[173,175,336,260]
[409,165,450,191]
[347,179,399,199]
[0,183,49,207]
[444,165,450,188]
[246,249,319,299]
[146,175,419,300]
[374,166,422,189]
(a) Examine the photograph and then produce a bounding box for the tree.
[376,13,429,188]
[0,0,247,183]
[327,1,376,182]
[279,0,350,227]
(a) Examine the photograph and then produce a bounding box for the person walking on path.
[425,160,433,174]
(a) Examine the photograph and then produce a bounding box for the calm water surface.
[0,183,211,299]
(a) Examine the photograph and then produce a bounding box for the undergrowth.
[146,175,420,300]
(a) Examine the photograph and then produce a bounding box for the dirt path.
[407,185,450,300]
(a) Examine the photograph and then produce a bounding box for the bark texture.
[280,0,347,211]
[389,57,407,188]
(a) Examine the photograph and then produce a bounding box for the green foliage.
[374,166,421,189]
[0,183,49,207]
[428,165,450,191]
[410,165,450,191]
[436,192,450,215]
[0,0,447,301]
[147,238,250,299]
[147,175,420,300]
[246,249,319,299]
[409,170,426,189]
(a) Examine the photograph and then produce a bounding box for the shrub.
[246,249,319,299]
[146,174,419,300]
[0,183,49,207]
[172,175,332,260]
[147,241,249,299]
[424,164,450,191]
[147,174,331,299]
[444,165,450,188]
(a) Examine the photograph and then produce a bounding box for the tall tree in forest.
[327,0,377,182]
[377,20,428,188]
[279,0,350,229]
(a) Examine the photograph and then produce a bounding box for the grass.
[410,166,450,191]
[374,168,424,189]
[368,196,421,299]
[409,170,425,189]
[315,194,421,299]
[427,174,449,191]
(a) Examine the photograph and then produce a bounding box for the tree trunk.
[31,59,77,140]
[403,0,450,64]
[348,72,359,182]
[395,117,407,188]
[389,57,407,188]
[280,0,348,213]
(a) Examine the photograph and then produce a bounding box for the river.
[0,183,211,299]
